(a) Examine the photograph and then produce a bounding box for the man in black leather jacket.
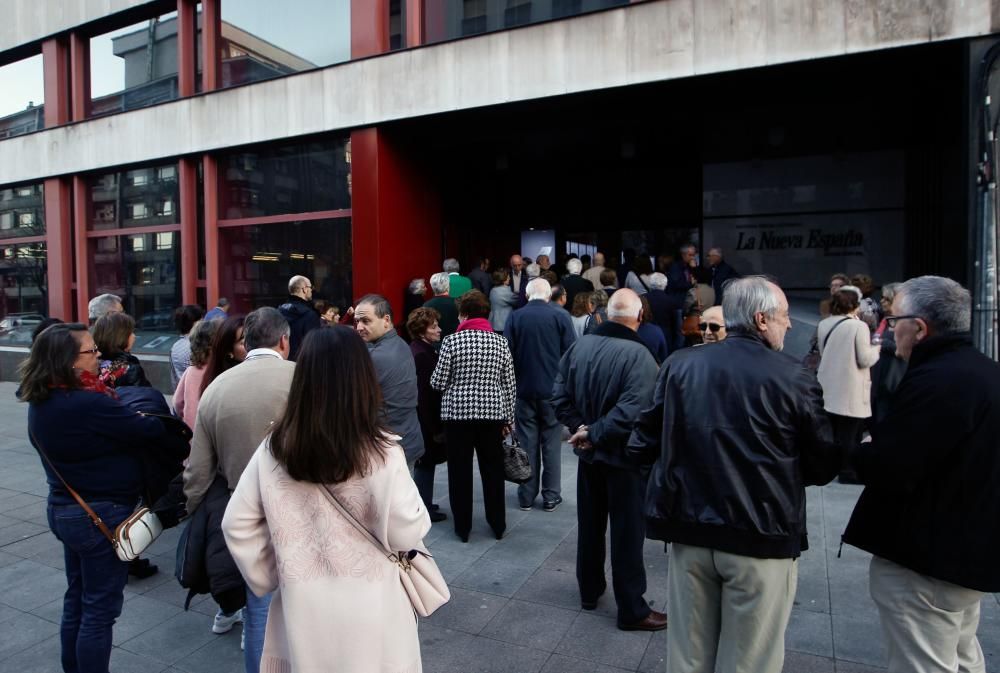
[628,276,838,673]
[843,276,1000,673]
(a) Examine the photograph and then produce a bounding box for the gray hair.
[429,272,450,295]
[880,282,902,304]
[88,293,122,321]
[722,276,781,332]
[895,276,971,334]
[590,290,608,309]
[408,278,425,294]
[566,258,582,275]
[525,263,541,279]
[244,307,290,350]
[356,293,393,320]
[526,278,551,301]
[607,290,642,320]
[647,272,668,291]
[288,275,310,294]
[442,258,460,273]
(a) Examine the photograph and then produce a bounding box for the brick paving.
[0,380,997,672]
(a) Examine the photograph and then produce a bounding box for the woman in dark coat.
[20,323,165,673]
[407,307,447,523]
[92,312,151,388]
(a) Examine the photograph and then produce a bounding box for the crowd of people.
[13,245,1000,673]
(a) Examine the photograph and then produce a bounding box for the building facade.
[1,0,998,363]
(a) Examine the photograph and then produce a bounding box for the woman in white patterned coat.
[223,326,431,673]
[431,290,517,543]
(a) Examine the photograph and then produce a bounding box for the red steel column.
[351,0,390,58]
[179,158,199,305]
[177,0,197,96]
[202,0,221,90]
[72,177,91,321]
[69,33,90,121]
[405,0,424,47]
[45,179,73,319]
[42,38,70,127]
[203,155,220,305]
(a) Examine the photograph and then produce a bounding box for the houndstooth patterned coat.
[430,329,516,422]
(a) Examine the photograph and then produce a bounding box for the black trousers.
[828,412,865,477]
[445,420,506,539]
[576,458,650,624]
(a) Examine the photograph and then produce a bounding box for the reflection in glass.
[0,244,47,342]
[90,164,180,231]
[0,55,44,139]
[90,12,181,117]
[221,0,351,88]
[0,183,45,240]
[219,138,351,219]
[423,0,628,43]
[390,0,406,50]
[90,233,181,331]
[220,218,352,313]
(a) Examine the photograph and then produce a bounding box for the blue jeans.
[243,586,272,673]
[47,501,132,673]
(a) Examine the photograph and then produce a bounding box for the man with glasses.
[278,275,320,361]
[843,276,1000,673]
[699,305,727,343]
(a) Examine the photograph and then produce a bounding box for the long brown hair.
[201,315,245,395]
[18,323,89,403]
[269,326,389,483]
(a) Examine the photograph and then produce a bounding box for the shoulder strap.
[318,484,399,565]
[821,318,851,353]
[28,430,117,545]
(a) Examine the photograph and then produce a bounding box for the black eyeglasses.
[885,315,919,328]
[78,347,99,355]
[699,322,723,333]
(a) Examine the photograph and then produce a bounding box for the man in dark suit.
[706,247,741,306]
[560,258,594,309]
[468,257,492,295]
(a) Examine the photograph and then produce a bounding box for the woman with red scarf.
[19,323,165,673]
[430,290,516,542]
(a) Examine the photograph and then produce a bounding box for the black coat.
[560,274,594,310]
[175,475,246,610]
[628,332,839,558]
[843,335,1000,592]
[709,261,740,305]
[99,352,152,388]
[411,339,445,466]
[278,295,321,361]
[552,321,657,469]
[469,268,492,296]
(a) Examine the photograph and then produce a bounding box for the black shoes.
[127,558,158,579]
[543,496,563,512]
[430,510,447,523]
[581,587,606,610]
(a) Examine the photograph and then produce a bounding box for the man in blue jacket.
[504,278,576,511]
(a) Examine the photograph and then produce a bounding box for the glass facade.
[423,0,628,43]
[90,12,181,118]
[89,231,181,331]
[220,217,353,313]
[0,54,44,139]
[90,164,179,231]
[220,0,351,89]
[0,243,47,342]
[219,138,351,219]
[0,183,45,240]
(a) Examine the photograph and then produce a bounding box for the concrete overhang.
[1,0,998,185]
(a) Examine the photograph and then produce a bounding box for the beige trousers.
[666,543,797,673]
[870,556,986,673]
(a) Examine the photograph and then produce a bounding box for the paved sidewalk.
[0,381,997,673]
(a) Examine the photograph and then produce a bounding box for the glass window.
[0,54,44,139]
[90,11,181,118]
[0,243,48,345]
[221,0,351,89]
[89,232,180,332]
[219,138,351,219]
[389,0,406,50]
[89,163,180,231]
[220,218,352,313]
[0,183,45,240]
[423,0,628,43]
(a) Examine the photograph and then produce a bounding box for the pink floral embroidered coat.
[223,438,431,673]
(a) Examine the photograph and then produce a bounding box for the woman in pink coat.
[223,326,432,673]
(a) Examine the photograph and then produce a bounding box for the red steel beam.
[42,38,70,127]
[44,178,73,319]
[351,0,390,58]
[202,0,221,91]
[69,33,90,121]
[406,0,424,47]
[177,0,197,97]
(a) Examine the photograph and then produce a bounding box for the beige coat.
[223,438,431,673]
[816,316,881,418]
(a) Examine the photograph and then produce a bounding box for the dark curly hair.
[406,307,441,340]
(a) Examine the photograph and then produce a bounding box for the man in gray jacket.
[551,289,666,632]
[355,294,425,467]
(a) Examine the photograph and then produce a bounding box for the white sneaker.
[212,608,243,634]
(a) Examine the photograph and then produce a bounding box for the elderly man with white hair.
[87,293,123,325]
[561,257,595,310]
[629,276,839,673]
[443,257,472,298]
[504,278,576,512]
[552,288,666,632]
[843,276,1000,673]
[424,272,459,336]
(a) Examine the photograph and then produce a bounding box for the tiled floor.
[1,381,998,672]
